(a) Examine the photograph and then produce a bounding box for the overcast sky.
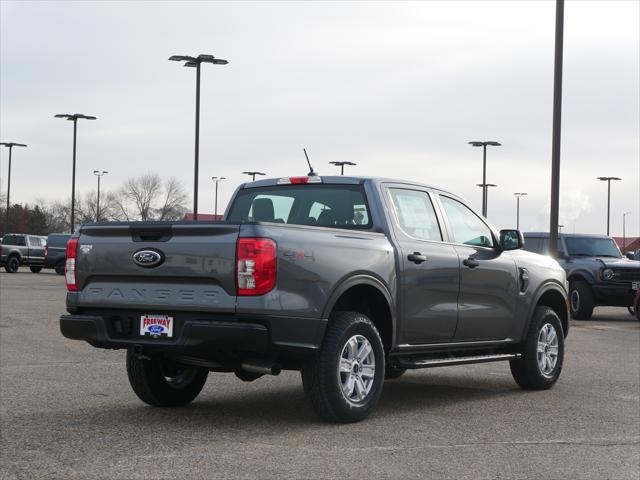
[1,1,638,236]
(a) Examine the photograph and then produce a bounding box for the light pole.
[211,176,225,217]
[468,141,501,217]
[514,192,528,230]
[55,113,97,232]
[93,170,108,222]
[169,54,228,221]
[242,171,265,182]
[329,161,356,176]
[597,176,622,236]
[476,183,497,218]
[0,142,27,232]
[623,211,631,251]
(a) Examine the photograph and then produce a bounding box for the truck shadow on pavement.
[62,373,525,429]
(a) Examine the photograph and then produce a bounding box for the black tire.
[384,365,407,380]
[569,280,594,320]
[4,256,19,273]
[301,311,385,423]
[30,266,42,273]
[55,262,66,275]
[126,350,208,407]
[510,306,564,390]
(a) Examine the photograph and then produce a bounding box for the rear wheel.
[4,256,19,273]
[126,350,208,407]
[569,280,594,320]
[54,262,66,275]
[301,311,385,423]
[510,306,564,390]
[30,266,42,273]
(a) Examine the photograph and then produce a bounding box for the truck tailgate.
[74,223,239,312]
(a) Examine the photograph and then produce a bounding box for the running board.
[398,353,521,369]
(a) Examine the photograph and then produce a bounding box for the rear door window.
[388,188,442,241]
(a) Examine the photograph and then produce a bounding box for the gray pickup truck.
[60,175,569,422]
[1,233,47,273]
[523,233,640,320]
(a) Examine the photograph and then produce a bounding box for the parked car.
[0,233,47,273]
[523,233,640,320]
[60,175,569,423]
[44,233,71,275]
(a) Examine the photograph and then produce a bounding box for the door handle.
[463,257,480,268]
[407,252,427,264]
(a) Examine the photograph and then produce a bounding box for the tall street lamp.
[169,54,228,221]
[329,161,356,176]
[242,171,265,182]
[476,183,497,218]
[514,192,528,230]
[468,141,501,217]
[211,176,225,217]
[623,211,631,251]
[597,176,621,236]
[93,170,108,222]
[0,142,27,232]
[55,113,97,232]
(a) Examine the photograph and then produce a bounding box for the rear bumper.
[60,312,327,356]
[592,284,637,307]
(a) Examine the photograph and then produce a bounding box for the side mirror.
[626,252,635,260]
[500,229,524,251]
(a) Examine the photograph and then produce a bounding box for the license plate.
[633,281,640,291]
[140,314,173,338]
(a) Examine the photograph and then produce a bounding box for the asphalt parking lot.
[1,271,639,479]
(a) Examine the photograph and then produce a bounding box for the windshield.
[565,237,621,258]
[227,184,371,229]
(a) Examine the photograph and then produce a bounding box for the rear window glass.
[228,185,371,229]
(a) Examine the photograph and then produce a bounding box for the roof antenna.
[304,148,318,176]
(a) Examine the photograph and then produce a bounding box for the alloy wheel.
[537,323,559,377]
[338,334,376,405]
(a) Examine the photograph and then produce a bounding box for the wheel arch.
[527,283,569,338]
[322,274,396,353]
[567,270,596,286]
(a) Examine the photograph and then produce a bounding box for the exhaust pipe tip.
[241,359,282,376]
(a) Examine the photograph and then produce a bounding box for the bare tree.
[155,178,188,220]
[118,174,162,221]
[115,174,188,221]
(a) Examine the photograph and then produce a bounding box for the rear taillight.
[45,246,48,258]
[65,238,79,291]
[236,238,277,296]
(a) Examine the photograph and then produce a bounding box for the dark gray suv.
[523,233,640,320]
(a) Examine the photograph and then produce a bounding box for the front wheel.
[126,350,208,407]
[301,311,385,423]
[30,266,42,273]
[510,306,564,390]
[569,281,594,320]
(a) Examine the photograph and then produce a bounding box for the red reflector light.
[65,238,79,292]
[236,238,277,296]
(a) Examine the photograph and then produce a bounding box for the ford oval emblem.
[132,249,164,268]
